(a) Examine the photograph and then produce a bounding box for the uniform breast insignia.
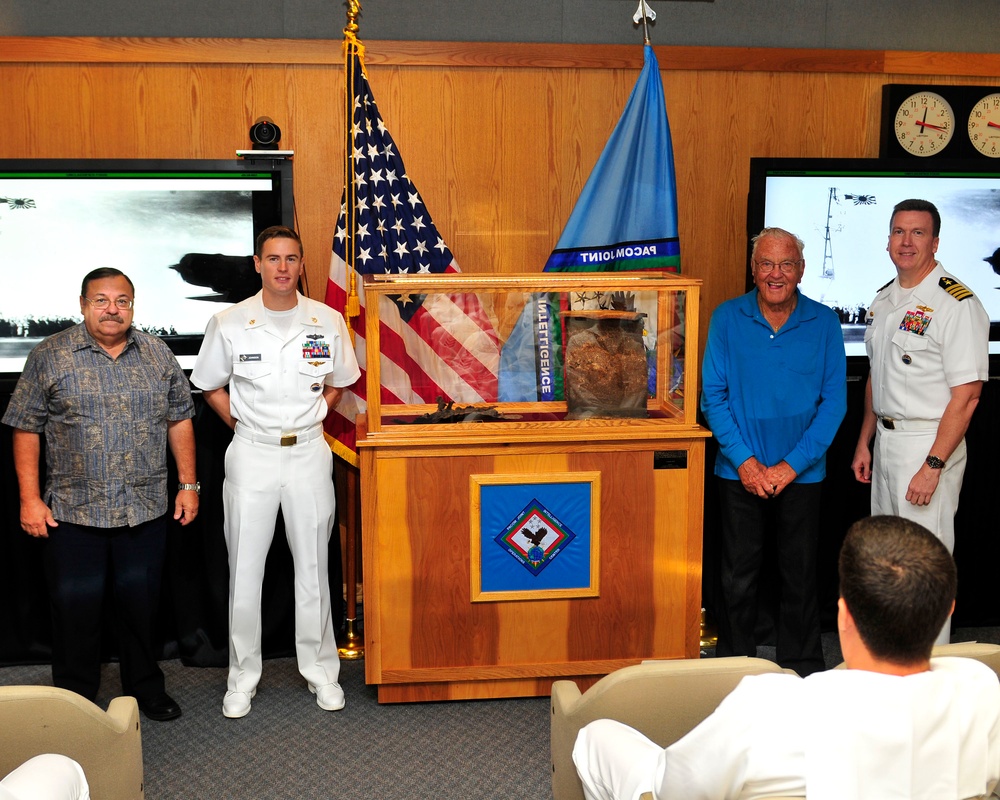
[239,353,262,362]
[306,333,323,340]
[899,309,932,335]
[866,311,875,326]
[308,361,325,367]
[310,382,323,393]
[939,276,974,301]
[302,341,331,359]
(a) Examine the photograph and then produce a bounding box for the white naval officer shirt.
[191,290,360,435]
[864,261,988,423]
[652,657,1000,800]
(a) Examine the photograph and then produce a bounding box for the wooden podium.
[357,272,709,702]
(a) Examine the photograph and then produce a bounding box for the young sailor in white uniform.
[192,226,360,719]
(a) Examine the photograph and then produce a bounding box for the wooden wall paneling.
[0,39,894,73]
[267,63,343,298]
[5,41,1000,364]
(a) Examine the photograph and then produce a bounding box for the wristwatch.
[178,482,201,495]
[925,455,946,470]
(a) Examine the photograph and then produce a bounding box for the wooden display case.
[357,272,710,702]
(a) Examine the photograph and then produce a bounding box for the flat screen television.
[0,158,294,376]
[747,157,1000,367]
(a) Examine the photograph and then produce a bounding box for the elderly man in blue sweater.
[701,227,846,676]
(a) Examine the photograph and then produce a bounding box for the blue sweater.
[700,289,847,483]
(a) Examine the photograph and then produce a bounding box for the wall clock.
[881,84,1000,159]
[891,89,955,157]
[967,91,1000,158]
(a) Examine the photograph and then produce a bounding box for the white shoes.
[222,689,256,719]
[224,683,344,716]
[309,682,346,711]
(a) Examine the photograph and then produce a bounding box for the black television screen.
[747,157,1000,359]
[0,158,294,374]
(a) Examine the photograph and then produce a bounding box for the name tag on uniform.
[239,353,262,362]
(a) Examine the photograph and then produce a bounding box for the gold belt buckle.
[280,434,297,447]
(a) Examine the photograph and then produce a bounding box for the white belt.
[878,417,939,431]
[235,422,324,447]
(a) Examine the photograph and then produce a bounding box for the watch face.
[894,91,955,157]
[968,92,1000,158]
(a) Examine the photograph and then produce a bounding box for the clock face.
[894,91,956,157]
[968,92,1000,158]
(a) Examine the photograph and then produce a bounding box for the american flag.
[325,49,500,464]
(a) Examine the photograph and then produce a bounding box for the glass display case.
[356,271,709,702]
[359,271,702,443]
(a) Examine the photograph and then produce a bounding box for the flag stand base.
[338,617,364,660]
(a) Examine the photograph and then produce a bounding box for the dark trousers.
[43,515,168,701]
[715,479,824,676]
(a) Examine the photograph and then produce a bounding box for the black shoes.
[137,691,182,721]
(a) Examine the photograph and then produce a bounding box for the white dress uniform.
[864,261,988,644]
[573,657,1000,800]
[191,291,360,696]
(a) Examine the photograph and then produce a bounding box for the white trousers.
[872,426,967,645]
[223,433,340,693]
[0,755,90,800]
[573,719,661,800]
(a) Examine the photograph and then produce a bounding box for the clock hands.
[914,119,949,132]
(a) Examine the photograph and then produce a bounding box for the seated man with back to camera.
[573,515,1000,800]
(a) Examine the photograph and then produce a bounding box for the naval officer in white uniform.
[192,226,360,718]
[851,199,988,645]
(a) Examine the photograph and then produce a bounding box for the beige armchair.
[0,685,143,800]
[932,641,1000,671]
[550,656,797,800]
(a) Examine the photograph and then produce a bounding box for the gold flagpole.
[343,0,362,343]
[338,0,364,661]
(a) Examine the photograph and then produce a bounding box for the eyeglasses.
[84,297,134,310]
[753,259,802,275]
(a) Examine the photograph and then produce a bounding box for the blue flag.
[543,44,680,273]
[499,45,680,401]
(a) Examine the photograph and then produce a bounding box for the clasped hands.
[737,456,797,499]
